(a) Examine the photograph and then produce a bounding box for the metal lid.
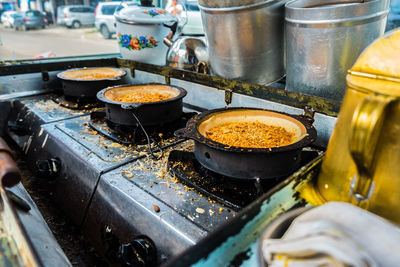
[348,29,400,95]
[115,5,177,24]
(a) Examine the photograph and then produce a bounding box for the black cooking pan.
[97,83,187,127]
[174,107,317,180]
[57,67,127,100]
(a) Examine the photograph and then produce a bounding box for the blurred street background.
[0,24,118,59]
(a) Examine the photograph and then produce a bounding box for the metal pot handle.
[174,128,190,139]
[349,94,394,202]
[163,21,178,40]
[196,62,209,75]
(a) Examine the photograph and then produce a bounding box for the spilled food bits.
[153,205,160,213]
[196,208,205,214]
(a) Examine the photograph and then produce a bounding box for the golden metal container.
[315,29,400,224]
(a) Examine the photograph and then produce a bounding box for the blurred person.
[166,0,183,19]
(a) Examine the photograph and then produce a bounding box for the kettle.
[315,29,400,224]
[164,35,209,73]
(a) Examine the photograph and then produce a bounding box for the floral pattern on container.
[144,9,164,17]
[118,33,158,50]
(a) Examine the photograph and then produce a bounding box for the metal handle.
[36,158,61,179]
[174,128,190,139]
[163,21,178,40]
[196,61,209,74]
[118,236,157,267]
[349,95,394,202]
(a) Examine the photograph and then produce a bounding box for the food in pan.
[115,90,173,103]
[61,68,124,80]
[205,121,295,148]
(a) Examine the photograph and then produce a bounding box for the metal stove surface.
[83,141,238,263]
[21,113,188,228]
[8,94,101,146]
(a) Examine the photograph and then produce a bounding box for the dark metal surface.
[89,111,196,145]
[97,84,187,127]
[168,151,282,210]
[175,107,317,179]
[52,95,104,110]
[168,149,319,210]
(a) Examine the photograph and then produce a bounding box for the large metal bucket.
[199,0,286,85]
[285,0,390,101]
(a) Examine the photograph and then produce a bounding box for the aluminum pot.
[285,0,390,101]
[174,108,317,180]
[199,0,286,85]
[57,67,127,100]
[115,5,178,65]
[97,83,187,127]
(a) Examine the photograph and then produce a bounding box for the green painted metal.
[0,232,23,267]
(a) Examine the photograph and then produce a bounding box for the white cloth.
[262,202,400,267]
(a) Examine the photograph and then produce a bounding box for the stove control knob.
[36,158,61,179]
[8,119,27,135]
[118,236,157,267]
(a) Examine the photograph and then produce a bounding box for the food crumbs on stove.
[153,205,160,213]
[196,208,205,214]
[209,209,215,216]
[219,207,223,213]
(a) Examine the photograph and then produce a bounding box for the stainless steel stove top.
[4,68,337,265]
[7,93,238,264]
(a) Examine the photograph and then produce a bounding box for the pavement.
[0,24,119,60]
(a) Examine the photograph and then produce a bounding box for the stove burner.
[168,149,320,211]
[168,151,280,211]
[89,111,196,145]
[52,95,103,110]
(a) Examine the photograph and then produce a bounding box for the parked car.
[57,5,95,28]
[0,8,7,19]
[387,0,400,31]
[1,11,19,28]
[181,0,203,34]
[14,10,46,31]
[41,11,53,25]
[95,1,139,39]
